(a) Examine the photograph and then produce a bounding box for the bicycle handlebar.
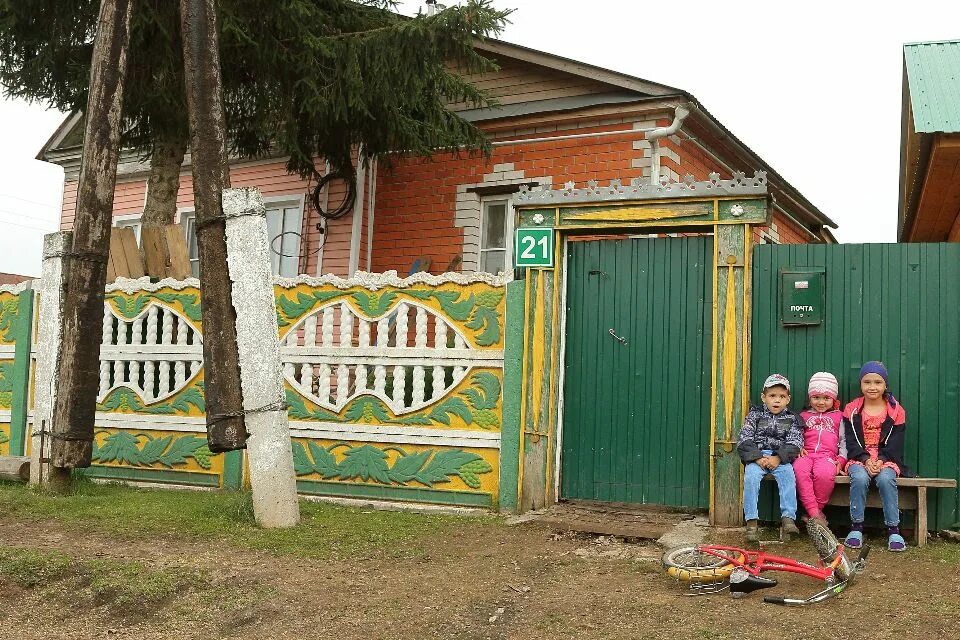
[763,596,786,605]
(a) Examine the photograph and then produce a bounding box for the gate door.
[561,236,713,508]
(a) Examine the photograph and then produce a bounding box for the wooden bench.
[826,476,957,547]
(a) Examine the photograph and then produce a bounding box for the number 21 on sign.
[514,228,554,268]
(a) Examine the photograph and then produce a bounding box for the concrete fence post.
[30,232,73,485]
[222,187,300,528]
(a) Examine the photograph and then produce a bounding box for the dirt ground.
[0,497,958,640]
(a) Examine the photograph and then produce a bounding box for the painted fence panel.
[21,272,507,508]
[275,273,506,508]
[84,281,239,489]
[0,283,33,458]
[751,243,960,530]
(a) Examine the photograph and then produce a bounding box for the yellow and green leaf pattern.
[274,282,506,349]
[291,438,498,495]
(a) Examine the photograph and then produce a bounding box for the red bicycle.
[661,520,869,605]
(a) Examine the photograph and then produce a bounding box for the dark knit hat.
[859,361,888,384]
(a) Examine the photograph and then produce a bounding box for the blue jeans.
[743,460,797,521]
[849,464,900,526]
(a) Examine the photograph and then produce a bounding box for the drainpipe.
[646,104,690,185]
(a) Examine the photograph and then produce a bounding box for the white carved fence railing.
[279,298,501,415]
[28,272,509,507]
[98,301,203,404]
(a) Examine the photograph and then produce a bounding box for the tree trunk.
[142,138,188,227]
[179,0,247,452]
[49,0,135,477]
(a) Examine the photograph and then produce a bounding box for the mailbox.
[780,268,825,326]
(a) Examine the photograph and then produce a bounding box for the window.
[114,217,142,245]
[479,199,511,275]
[181,199,304,277]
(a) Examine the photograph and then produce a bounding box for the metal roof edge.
[904,39,960,47]
[686,97,837,230]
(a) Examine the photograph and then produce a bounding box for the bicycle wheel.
[661,546,742,582]
[806,519,852,581]
[806,519,839,560]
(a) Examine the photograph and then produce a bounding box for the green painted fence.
[751,243,960,530]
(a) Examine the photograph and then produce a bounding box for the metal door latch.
[589,270,607,277]
[608,328,627,345]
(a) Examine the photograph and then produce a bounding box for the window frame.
[178,194,305,278]
[478,197,514,276]
[113,213,143,245]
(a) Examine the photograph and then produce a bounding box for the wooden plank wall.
[448,56,613,111]
[59,159,356,278]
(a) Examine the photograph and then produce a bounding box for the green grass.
[0,480,497,559]
[86,558,191,607]
[0,546,196,609]
[918,540,960,564]
[0,547,72,587]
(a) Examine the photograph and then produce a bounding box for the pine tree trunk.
[49,0,135,479]
[142,138,187,227]
[179,0,247,452]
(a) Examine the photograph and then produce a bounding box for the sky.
[2,0,959,276]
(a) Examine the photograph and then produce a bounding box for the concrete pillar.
[222,187,300,528]
[30,232,72,485]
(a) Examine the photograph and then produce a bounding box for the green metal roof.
[904,40,960,133]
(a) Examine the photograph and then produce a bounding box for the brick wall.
[372,120,659,274]
[56,114,825,279]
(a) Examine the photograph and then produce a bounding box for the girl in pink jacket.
[794,372,847,524]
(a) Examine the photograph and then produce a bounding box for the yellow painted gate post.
[513,175,769,519]
[709,223,753,526]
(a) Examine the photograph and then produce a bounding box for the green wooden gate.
[751,243,960,530]
[560,236,713,508]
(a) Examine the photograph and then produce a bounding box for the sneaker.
[844,530,864,549]
[888,533,907,552]
[745,519,759,543]
[781,517,800,541]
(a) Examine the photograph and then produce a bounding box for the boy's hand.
[799,448,808,457]
[767,455,780,470]
[755,456,770,469]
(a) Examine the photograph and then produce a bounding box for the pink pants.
[793,455,837,518]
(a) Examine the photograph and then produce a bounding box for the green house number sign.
[514,228,554,268]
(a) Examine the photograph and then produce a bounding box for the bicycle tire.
[661,546,743,582]
[806,519,839,560]
[806,519,852,581]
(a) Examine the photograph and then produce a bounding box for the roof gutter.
[646,103,690,185]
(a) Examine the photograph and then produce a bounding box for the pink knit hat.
[808,372,839,400]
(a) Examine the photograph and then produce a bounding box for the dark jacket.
[737,405,804,464]
[842,396,913,477]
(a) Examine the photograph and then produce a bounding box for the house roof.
[904,40,960,133]
[37,35,836,231]
[0,272,35,285]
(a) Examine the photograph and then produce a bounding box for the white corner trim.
[348,151,367,275]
